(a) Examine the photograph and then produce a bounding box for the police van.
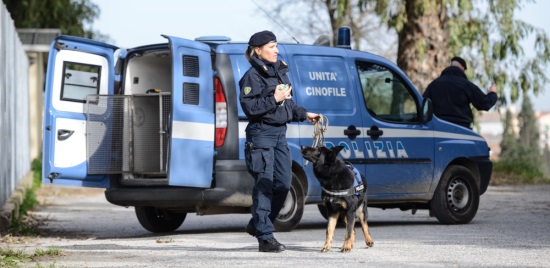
[42,28,492,233]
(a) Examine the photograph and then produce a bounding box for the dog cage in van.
[85,49,175,177]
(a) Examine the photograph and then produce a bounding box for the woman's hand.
[306,112,321,124]
[274,84,292,102]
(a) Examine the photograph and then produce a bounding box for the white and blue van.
[42,28,492,232]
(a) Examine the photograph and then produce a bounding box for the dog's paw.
[340,246,352,253]
[321,247,330,253]
[366,240,374,247]
[341,241,353,253]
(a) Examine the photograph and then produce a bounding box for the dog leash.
[304,114,329,167]
[312,114,328,148]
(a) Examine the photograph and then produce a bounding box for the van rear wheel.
[135,206,186,233]
[430,165,479,224]
[274,174,304,232]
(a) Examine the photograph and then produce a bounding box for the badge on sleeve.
[244,86,252,95]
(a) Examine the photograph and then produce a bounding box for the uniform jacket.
[423,66,497,128]
[239,57,307,125]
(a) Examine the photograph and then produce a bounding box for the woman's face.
[255,42,279,63]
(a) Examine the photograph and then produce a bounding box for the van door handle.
[57,129,74,141]
[344,125,361,139]
[367,125,383,139]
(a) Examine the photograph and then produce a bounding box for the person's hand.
[274,84,292,102]
[306,112,320,124]
[488,83,498,94]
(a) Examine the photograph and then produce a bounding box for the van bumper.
[473,157,492,195]
[105,160,255,208]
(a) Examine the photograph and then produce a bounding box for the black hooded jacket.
[239,57,307,125]
[423,66,497,128]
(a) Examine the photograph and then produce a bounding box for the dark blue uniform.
[423,66,497,129]
[239,57,307,242]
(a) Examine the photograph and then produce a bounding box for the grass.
[7,158,42,236]
[0,247,61,267]
[492,160,550,185]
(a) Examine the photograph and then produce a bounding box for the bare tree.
[261,0,397,59]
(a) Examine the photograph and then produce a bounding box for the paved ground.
[2,184,550,267]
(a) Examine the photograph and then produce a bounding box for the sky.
[90,0,550,112]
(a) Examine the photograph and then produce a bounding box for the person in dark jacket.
[239,30,319,252]
[423,56,498,129]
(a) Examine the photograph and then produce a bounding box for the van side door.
[42,36,118,187]
[354,60,435,197]
[163,36,215,187]
[282,45,368,198]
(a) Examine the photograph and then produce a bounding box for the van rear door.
[163,36,215,188]
[42,36,118,187]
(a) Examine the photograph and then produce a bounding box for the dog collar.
[322,187,356,197]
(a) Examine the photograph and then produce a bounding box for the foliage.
[359,0,550,103]
[499,109,520,161]
[31,158,42,189]
[262,0,396,58]
[497,96,544,181]
[3,0,108,40]
[517,95,542,171]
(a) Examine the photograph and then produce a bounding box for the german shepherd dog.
[301,145,374,253]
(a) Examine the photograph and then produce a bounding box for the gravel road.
[3,184,550,267]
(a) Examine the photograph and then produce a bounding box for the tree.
[263,0,397,59]
[516,95,542,177]
[361,0,550,101]
[3,0,106,40]
[498,109,519,162]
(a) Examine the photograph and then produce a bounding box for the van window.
[356,61,419,123]
[61,62,101,103]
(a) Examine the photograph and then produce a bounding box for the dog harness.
[321,162,365,197]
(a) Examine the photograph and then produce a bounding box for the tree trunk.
[397,0,449,93]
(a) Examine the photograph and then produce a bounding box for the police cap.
[451,56,467,70]
[248,30,277,47]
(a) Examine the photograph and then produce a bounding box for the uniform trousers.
[245,122,292,242]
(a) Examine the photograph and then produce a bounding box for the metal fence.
[0,3,31,207]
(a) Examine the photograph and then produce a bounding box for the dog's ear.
[331,146,345,155]
[324,146,344,164]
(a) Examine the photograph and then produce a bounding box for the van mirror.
[421,98,433,124]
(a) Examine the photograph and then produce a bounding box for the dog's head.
[300,145,345,165]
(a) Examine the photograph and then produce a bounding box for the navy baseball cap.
[451,56,467,70]
[248,30,277,46]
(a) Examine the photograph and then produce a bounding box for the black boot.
[259,238,286,252]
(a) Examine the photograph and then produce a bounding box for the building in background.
[16,28,61,160]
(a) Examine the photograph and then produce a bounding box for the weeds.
[7,157,42,236]
[0,246,62,267]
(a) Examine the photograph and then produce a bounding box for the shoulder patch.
[244,86,252,95]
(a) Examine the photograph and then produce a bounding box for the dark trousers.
[245,122,292,241]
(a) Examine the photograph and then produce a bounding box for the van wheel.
[135,206,186,233]
[274,174,304,232]
[430,165,479,224]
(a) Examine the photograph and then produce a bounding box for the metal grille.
[86,94,172,175]
[86,95,132,173]
[183,83,199,105]
[183,55,199,77]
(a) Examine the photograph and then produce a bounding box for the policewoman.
[239,30,319,252]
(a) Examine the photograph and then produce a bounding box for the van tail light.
[214,77,227,147]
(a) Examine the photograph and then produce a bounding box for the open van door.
[42,36,118,187]
[163,36,215,188]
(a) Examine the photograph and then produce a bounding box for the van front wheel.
[430,165,479,224]
[274,174,304,232]
[135,206,186,233]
